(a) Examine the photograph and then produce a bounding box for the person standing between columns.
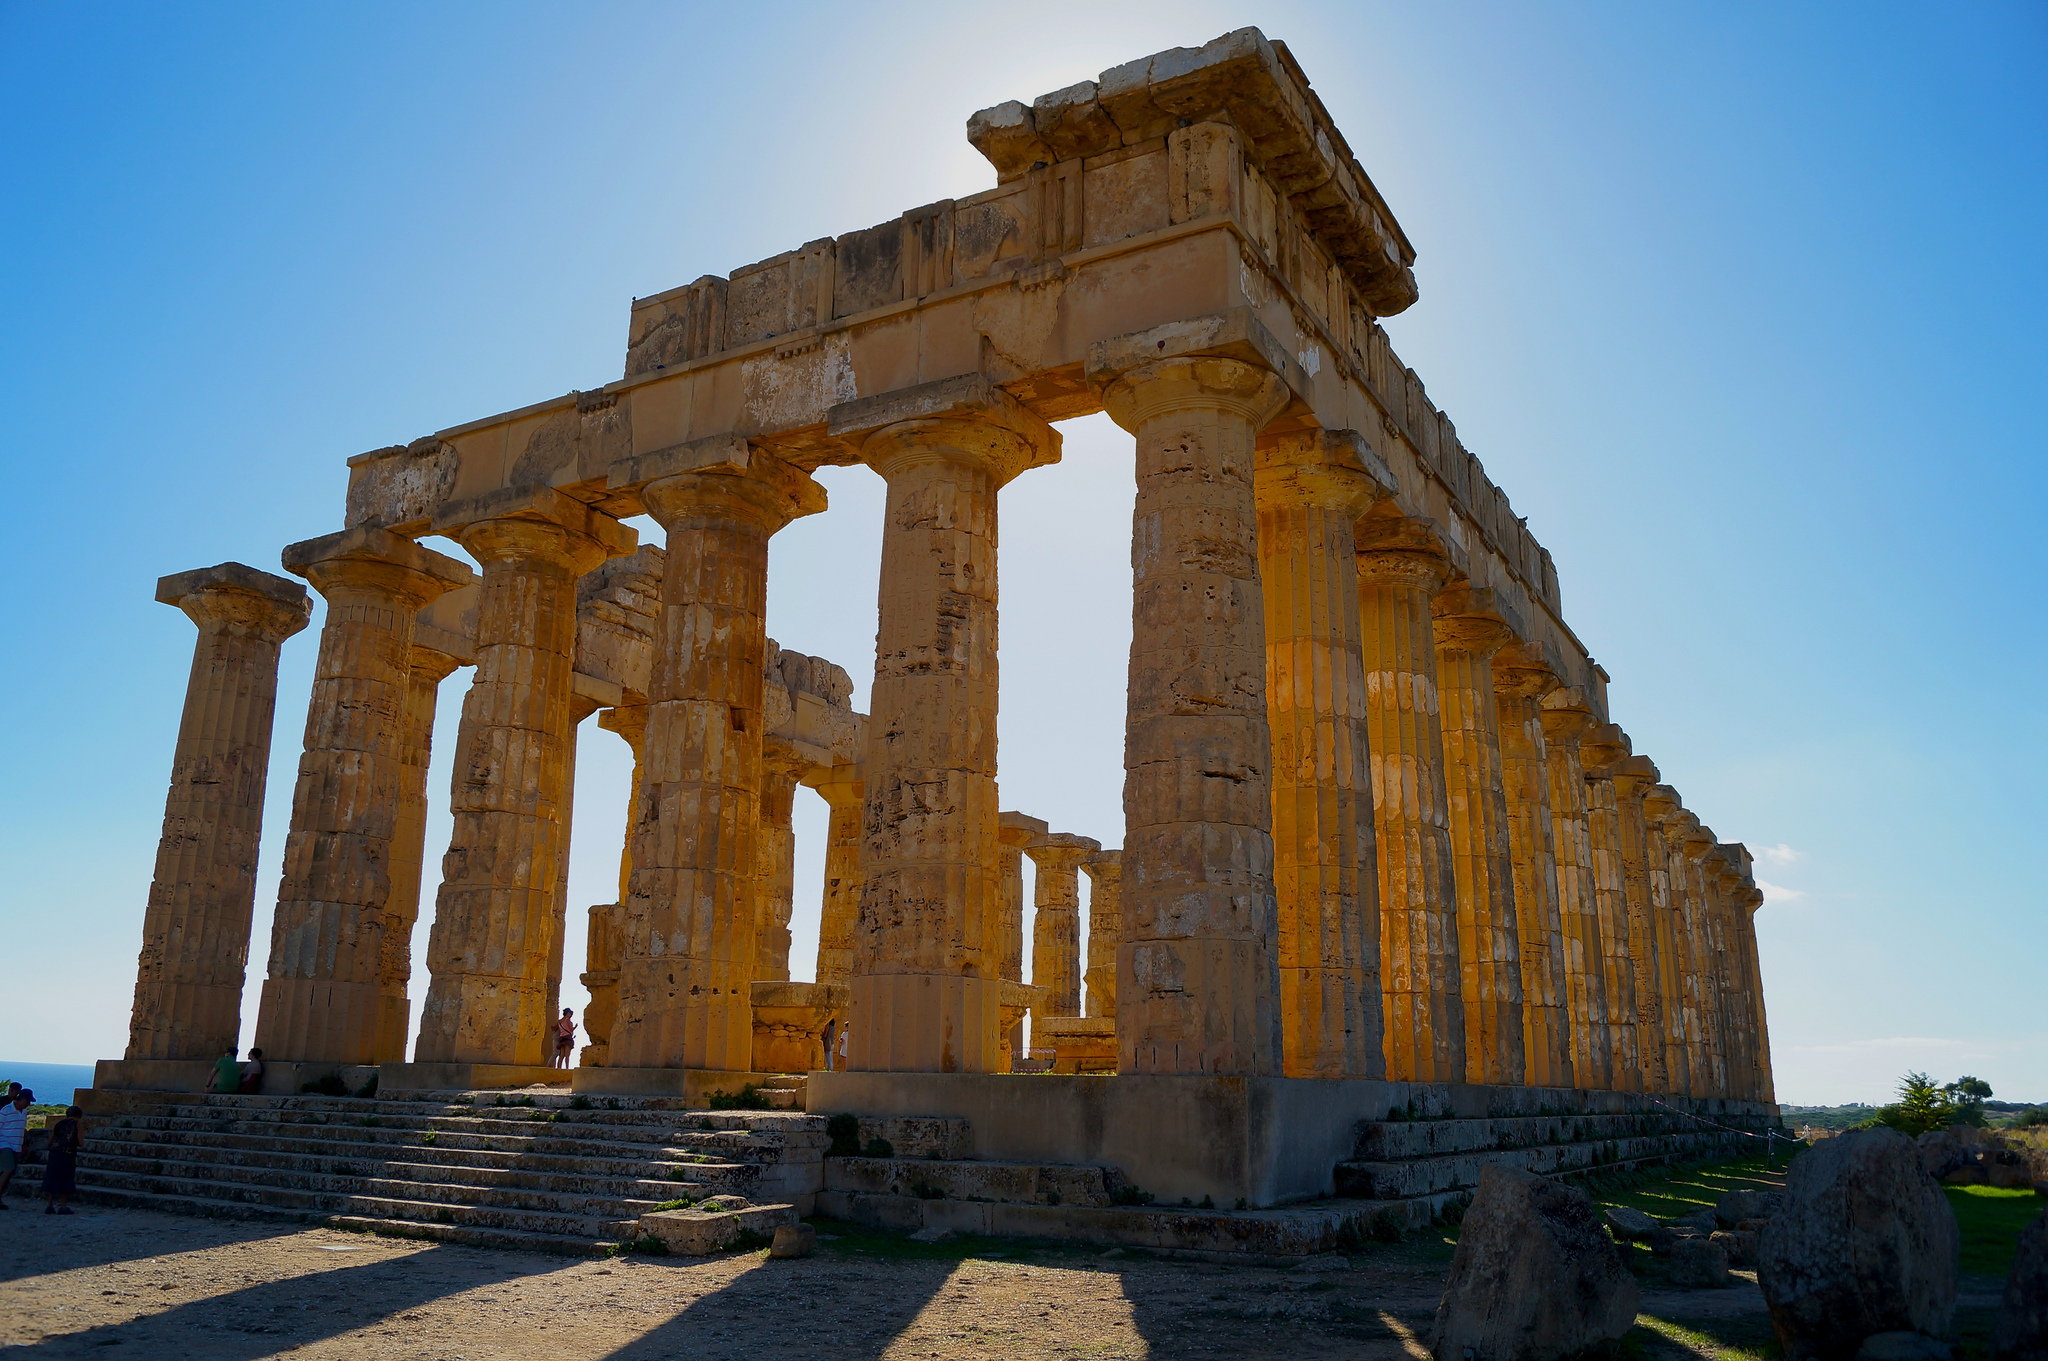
[1025,833,1099,1020]
[809,763,865,986]
[1255,428,1394,1079]
[828,376,1057,1074]
[1091,317,1291,1077]
[1431,582,1529,1086]
[414,488,636,1068]
[1580,723,1641,1092]
[1540,687,1612,1090]
[1491,641,1573,1090]
[1355,512,1468,1084]
[604,440,825,1071]
[127,564,310,1065]
[256,528,473,1066]
[1081,850,1122,1020]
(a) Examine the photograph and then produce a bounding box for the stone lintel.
[429,483,637,558]
[825,373,1060,476]
[155,562,310,616]
[605,432,753,495]
[998,811,1050,847]
[1026,832,1101,857]
[281,524,475,591]
[572,671,624,710]
[751,980,851,1012]
[344,437,462,536]
[1086,308,1293,393]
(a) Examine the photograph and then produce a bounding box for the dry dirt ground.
[0,1201,1918,1361]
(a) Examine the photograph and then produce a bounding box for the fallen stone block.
[1670,1237,1732,1288]
[636,1202,798,1256]
[769,1224,817,1259]
[1712,1229,1760,1269]
[1716,1188,1781,1228]
[1431,1165,1638,1361]
[907,1226,955,1244]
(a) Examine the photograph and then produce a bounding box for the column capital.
[1354,511,1458,593]
[760,732,817,783]
[406,644,466,687]
[1088,312,1293,434]
[829,374,1059,487]
[1431,582,1521,659]
[1579,723,1631,774]
[998,810,1050,848]
[1641,783,1683,826]
[1254,428,1398,517]
[432,484,637,577]
[1082,848,1123,884]
[1737,885,1765,913]
[156,562,312,642]
[283,524,475,609]
[802,761,866,810]
[1539,685,1597,746]
[1607,753,1661,797]
[1024,831,1101,871]
[1492,638,1562,700]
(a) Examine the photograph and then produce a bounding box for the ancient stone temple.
[90,28,1778,1236]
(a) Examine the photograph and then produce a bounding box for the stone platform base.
[570,1067,780,1103]
[379,1063,569,1093]
[1031,1018,1117,1073]
[94,1058,380,1097]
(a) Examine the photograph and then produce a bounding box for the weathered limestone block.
[1255,427,1393,1079]
[255,527,473,1065]
[1541,688,1610,1091]
[1082,849,1122,1019]
[608,445,824,1071]
[1431,583,1527,1087]
[1580,724,1640,1091]
[750,980,848,1073]
[1431,1164,1639,1361]
[997,810,1048,1056]
[597,703,648,902]
[1034,1016,1119,1074]
[829,375,1057,1074]
[808,764,865,986]
[1737,883,1777,1103]
[1712,848,1759,1101]
[579,901,623,1066]
[1642,784,1695,1095]
[636,1202,798,1256]
[1993,1206,2047,1361]
[128,564,311,1063]
[1491,641,1573,1090]
[1025,833,1099,1020]
[754,737,807,983]
[415,488,636,1067]
[1092,317,1291,1076]
[380,639,466,1063]
[1759,1128,1960,1361]
[1355,512,1466,1084]
[1605,752,1669,1092]
[997,979,1048,1071]
[1664,807,1726,1097]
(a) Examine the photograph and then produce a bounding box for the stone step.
[1333,1128,1756,1199]
[1353,1110,1725,1161]
[823,1156,1120,1208]
[94,1123,751,1170]
[102,1105,809,1143]
[101,1115,813,1161]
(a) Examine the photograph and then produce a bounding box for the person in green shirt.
[211,1049,242,1094]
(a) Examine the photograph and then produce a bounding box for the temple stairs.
[8,1087,825,1255]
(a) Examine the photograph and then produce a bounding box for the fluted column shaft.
[1492,651,1572,1090]
[256,528,473,1064]
[1580,727,1639,1092]
[1738,888,1774,1102]
[379,645,464,1063]
[611,460,819,1071]
[1082,852,1122,1019]
[128,565,310,1061]
[1712,858,1757,1101]
[1355,516,1466,1084]
[416,500,630,1066]
[1432,587,1526,1086]
[1641,791,1693,1095]
[1026,836,1097,1019]
[1541,696,1611,1090]
[1658,807,1716,1096]
[810,766,864,986]
[754,743,805,983]
[1100,356,1289,1077]
[1608,760,1668,1092]
[544,697,599,1031]
[1255,430,1387,1079]
[598,703,648,905]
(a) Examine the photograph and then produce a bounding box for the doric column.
[1540,688,1611,1090]
[543,693,601,1031]
[608,446,824,1071]
[996,811,1047,1057]
[256,527,473,1064]
[1491,642,1573,1090]
[1735,881,1775,1103]
[1659,801,1720,1096]
[1025,834,1100,1019]
[127,564,311,1062]
[754,738,807,983]
[1431,583,1527,1087]
[1355,513,1467,1084]
[414,489,635,1066]
[829,377,1057,1074]
[1580,724,1640,1092]
[597,702,648,904]
[1093,326,1290,1077]
[379,639,467,1063]
[1640,785,1693,1095]
[809,764,865,986]
[579,902,623,1066]
[1689,833,1736,1099]
[1082,850,1122,1019]
[1255,428,1393,1079]
[1604,753,1669,1092]
[1712,848,1757,1100]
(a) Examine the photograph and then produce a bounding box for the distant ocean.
[1,1062,95,1105]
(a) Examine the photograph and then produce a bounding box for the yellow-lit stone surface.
[255,527,473,1066]
[610,451,823,1071]
[1579,723,1640,1092]
[1355,513,1466,1084]
[127,565,311,1063]
[749,980,848,1073]
[1025,833,1099,1020]
[1431,583,1527,1087]
[1255,429,1392,1079]
[808,764,864,987]
[1673,811,1727,1098]
[381,642,465,1063]
[578,902,622,1067]
[997,979,1048,1072]
[1081,850,1122,1020]
[997,811,1048,1057]
[754,738,807,984]
[1603,752,1668,1092]
[832,377,1057,1074]
[1641,784,1693,1095]
[1094,322,1290,1078]
[414,489,636,1067]
[1540,687,1611,1091]
[1490,641,1573,1091]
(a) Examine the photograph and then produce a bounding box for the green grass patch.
[1946,1184,2044,1277]
[1588,1154,1787,1223]
[1632,1312,1777,1361]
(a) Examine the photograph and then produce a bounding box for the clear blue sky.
[3,2,2041,1105]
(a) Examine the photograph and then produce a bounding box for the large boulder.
[1993,1207,2046,1361]
[1917,1128,1983,1181]
[1432,1166,1639,1361]
[1759,1128,1960,1361]
[1671,1237,1732,1288]
[1717,1188,1782,1228]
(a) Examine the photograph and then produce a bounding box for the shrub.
[421,1131,438,1146]
[863,1136,895,1159]
[1876,1071,1959,1136]
[301,1074,348,1097]
[570,1095,592,1111]
[825,1114,861,1157]
[707,1085,770,1111]
[1370,1208,1405,1243]
[650,1198,693,1211]
[1109,1185,1155,1207]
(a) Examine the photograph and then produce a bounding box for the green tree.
[1943,1076,1993,1127]
[1877,1071,1958,1136]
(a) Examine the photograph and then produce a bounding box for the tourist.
[210,1048,241,1094]
[238,1047,265,1094]
[42,1106,82,1215]
[553,1009,576,1069]
[821,1018,836,1072]
[0,1087,32,1208]
[833,1024,848,1070]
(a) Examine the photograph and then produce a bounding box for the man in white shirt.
[0,1086,33,1208]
